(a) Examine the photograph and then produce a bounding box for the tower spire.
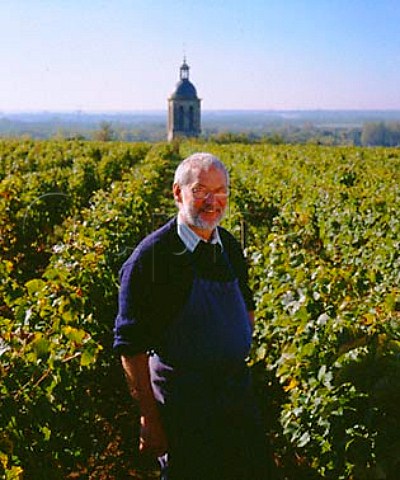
[180,57,190,81]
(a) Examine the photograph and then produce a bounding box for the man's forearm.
[121,353,168,456]
[248,310,255,332]
[120,353,159,417]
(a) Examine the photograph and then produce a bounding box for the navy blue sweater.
[113,217,255,356]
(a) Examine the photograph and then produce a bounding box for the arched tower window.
[189,106,194,131]
[178,106,185,130]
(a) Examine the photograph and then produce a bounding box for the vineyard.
[0,139,399,479]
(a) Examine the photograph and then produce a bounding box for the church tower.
[167,58,201,141]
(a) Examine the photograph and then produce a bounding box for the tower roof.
[169,58,198,100]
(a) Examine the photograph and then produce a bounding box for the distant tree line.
[360,121,400,146]
[204,125,362,146]
[1,117,400,147]
[205,122,400,147]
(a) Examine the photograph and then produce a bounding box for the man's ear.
[173,183,182,204]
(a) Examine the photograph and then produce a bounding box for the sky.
[1,0,400,112]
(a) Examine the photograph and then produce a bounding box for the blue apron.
[149,255,266,479]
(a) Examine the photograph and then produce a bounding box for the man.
[114,153,267,479]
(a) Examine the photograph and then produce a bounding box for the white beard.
[181,203,225,231]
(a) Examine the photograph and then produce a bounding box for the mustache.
[199,206,223,212]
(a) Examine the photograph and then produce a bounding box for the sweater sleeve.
[235,247,256,312]
[220,229,256,312]
[113,247,155,356]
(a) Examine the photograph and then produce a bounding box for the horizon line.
[2,108,400,115]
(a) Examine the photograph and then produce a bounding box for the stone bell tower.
[167,58,201,141]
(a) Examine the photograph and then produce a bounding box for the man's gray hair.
[174,152,229,186]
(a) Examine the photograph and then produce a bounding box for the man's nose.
[203,192,217,204]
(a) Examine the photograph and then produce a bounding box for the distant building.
[167,58,201,141]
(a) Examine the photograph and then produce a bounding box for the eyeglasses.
[191,187,229,200]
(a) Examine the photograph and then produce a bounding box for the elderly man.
[114,153,267,479]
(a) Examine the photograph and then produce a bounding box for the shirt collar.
[177,217,223,253]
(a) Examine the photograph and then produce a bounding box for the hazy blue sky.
[1,0,400,112]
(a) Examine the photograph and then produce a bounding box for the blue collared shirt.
[177,217,223,253]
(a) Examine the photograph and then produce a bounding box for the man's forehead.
[190,165,226,183]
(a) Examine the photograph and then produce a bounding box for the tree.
[93,121,116,142]
[361,121,400,147]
